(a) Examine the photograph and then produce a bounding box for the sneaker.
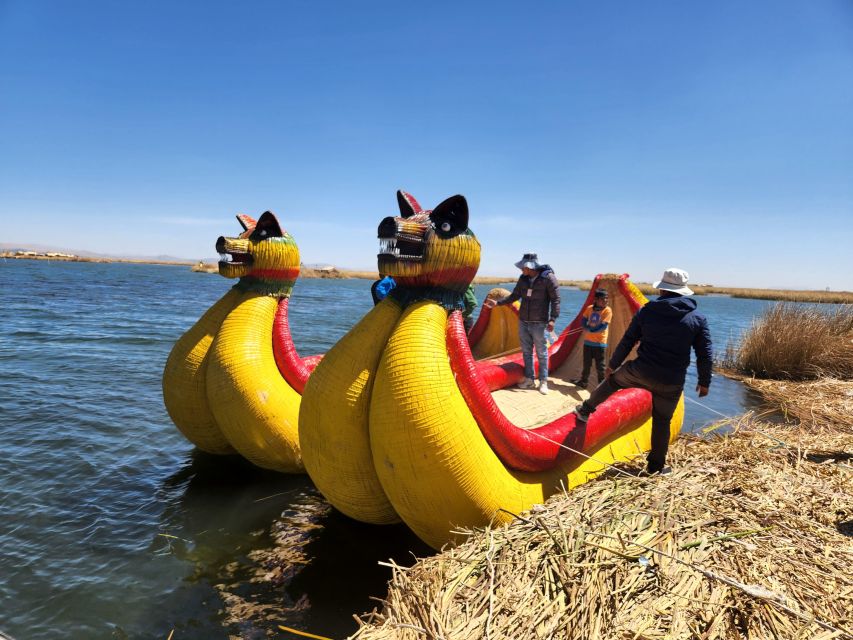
[573,403,591,423]
[571,378,587,388]
[538,381,549,395]
[517,377,535,389]
[645,464,672,476]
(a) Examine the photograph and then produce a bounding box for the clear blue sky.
[1,1,851,289]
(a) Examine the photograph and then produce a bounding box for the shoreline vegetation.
[350,303,853,640]
[6,253,851,303]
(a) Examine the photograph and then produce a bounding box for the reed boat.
[299,191,684,549]
[162,212,321,472]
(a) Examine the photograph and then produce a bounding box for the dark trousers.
[580,360,682,470]
[579,344,606,385]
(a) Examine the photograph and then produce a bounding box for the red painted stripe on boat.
[272,298,323,394]
[392,266,478,290]
[466,303,491,345]
[447,310,652,472]
[252,267,300,281]
[616,273,644,313]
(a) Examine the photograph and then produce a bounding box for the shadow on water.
[125,450,431,639]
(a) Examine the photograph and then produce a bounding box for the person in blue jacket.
[573,268,713,475]
[371,275,396,305]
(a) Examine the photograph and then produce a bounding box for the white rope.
[683,394,731,419]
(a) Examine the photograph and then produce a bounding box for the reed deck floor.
[490,371,592,430]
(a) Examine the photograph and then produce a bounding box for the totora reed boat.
[298,191,683,549]
[162,211,322,472]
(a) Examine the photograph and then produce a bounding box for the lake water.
[1,260,777,639]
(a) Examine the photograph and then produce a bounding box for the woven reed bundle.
[351,421,853,640]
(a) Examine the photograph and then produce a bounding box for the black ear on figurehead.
[396,190,423,218]
[251,211,284,239]
[430,195,469,238]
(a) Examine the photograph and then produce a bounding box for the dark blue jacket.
[610,294,713,387]
[497,265,561,323]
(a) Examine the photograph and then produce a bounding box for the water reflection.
[134,451,431,639]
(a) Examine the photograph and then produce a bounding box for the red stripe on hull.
[466,302,492,345]
[272,298,323,394]
[392,266,477,290]
[251,267,300,281]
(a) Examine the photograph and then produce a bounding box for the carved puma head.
[215,211,300,295]
[376,190,480,292]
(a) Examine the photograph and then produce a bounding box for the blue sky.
[1,1,851,289]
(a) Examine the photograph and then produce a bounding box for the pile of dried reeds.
[351,421,852,640]
[722,303,853,380]
[739,377,853,433]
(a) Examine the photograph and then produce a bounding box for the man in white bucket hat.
[485,253,561,394]
[574,267,713,474]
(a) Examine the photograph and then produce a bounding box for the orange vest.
[582,304,612,346]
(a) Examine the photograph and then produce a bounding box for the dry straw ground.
[350,417,852,640]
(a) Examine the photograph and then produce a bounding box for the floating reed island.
[349,301,853,640]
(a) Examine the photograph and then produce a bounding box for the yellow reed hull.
[162,288,242,454]
[369,302,684,549]
[299,299,404,524]
[206,291,304,473]
[471,302,520,359]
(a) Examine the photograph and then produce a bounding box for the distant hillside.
[0,242,209,264]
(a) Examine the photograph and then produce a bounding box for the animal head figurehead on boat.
[215,211,300,297]
[376,190,481,307]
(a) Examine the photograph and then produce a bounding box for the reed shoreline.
[197,261,853,304]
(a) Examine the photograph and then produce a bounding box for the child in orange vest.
[573,288,612,389]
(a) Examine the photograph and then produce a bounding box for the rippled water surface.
[1,261,776,639]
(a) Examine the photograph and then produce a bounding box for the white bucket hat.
[514,252,542,270]
[653,267,694,295]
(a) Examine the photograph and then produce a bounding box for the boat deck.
[484,281,637,431]
[491,370,593,430]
